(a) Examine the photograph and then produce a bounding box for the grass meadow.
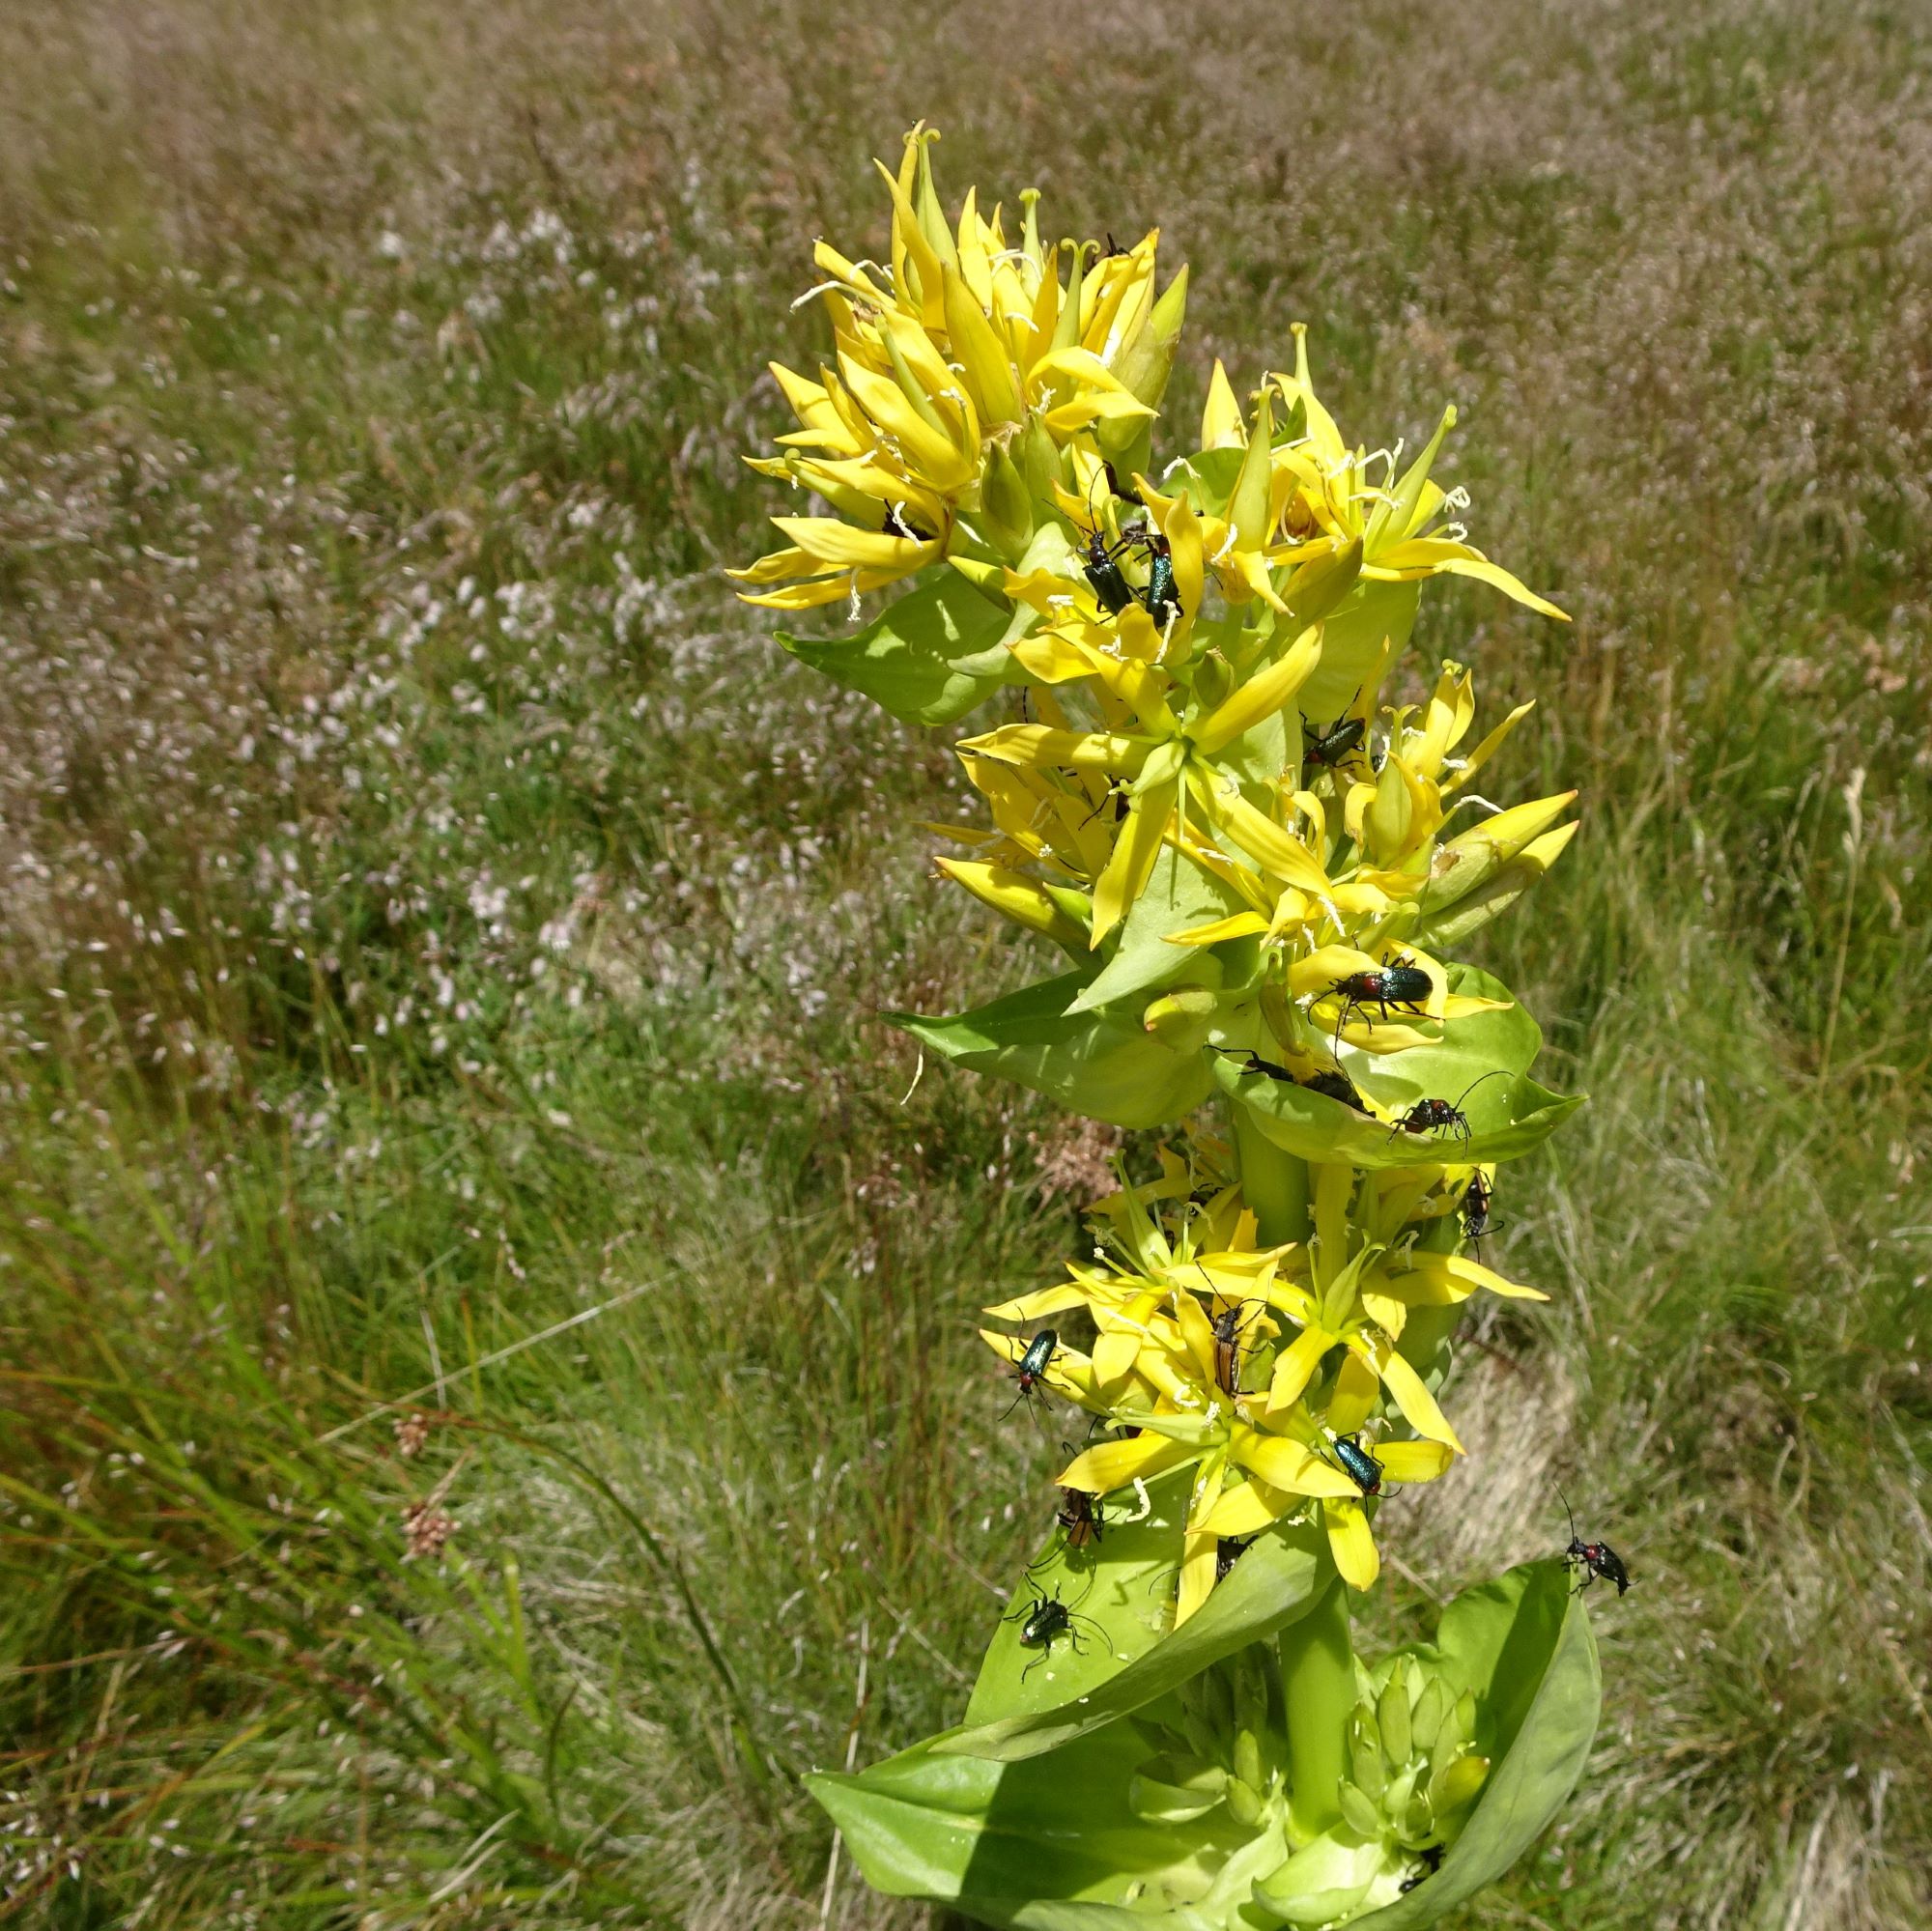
[2,1,1929,1925]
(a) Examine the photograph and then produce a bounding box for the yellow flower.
[958,614,1326,943]
[1268,326,1568,622]
[731,127,1182,611]
[985,1160,1494,1615]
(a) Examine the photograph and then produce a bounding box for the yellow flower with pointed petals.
[1269,326,1568,622]
[958,614,1326,944]
[733,127,1184,611]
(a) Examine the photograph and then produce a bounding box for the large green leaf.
[942,1518,1329,1762]
[1339,1563,1601,1930]
[893,973,1216,1130]
[1220,1066,1579,1173]
[1067,850,1241,1015]
[1221,964,1583,1168]
[810,1720,1257,1931]
[958,1470,1188,1732]
[777,570,1013,725]
[810,1561,1599,1931]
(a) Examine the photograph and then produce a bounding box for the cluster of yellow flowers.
[737,127,1581,1633]
[983,1148,1546,1618]
[730,125,1181,611]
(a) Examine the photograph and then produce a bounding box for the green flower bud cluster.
[1260,1655,1489,1923]
[1130,1643,1291,1831]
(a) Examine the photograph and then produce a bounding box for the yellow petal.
[1155,488,1207,633]
[1042,390,1158,437]
[1191,623,1322,755]
[1413,663,1476,778]
[1326,1351,1380,1434]
[725,544,814,586]
[1283,325,1348,468]
[1378,1439,1457,1485]
[1189,775,1332,895]
[1025,345,1134,396]
[1173,1288,1220,1387]
[1236,1429,1357,1499]
[1367,541,1569,622]
[1199,1475,1295,1537]
[1056,1431,1196,1494]
[736,571,900,611]
[1446,702,1538,793]
[1200,358,1244,449]
[1438,993,1515,1020]
[1092,778,1179,945]
[1361,1292,1407,1340]
[771,516,936,573]
[1266,1325,1333,1411]
[1380,1252,1548,1303]
[1009,630,1103,684]
[1357,1336,1463,1452]
[1175,1530,1219,1627]
[1093,1289,1164,1386]
[1165,911,1269,948]
[981,1283,1093,1321]
[1324,1497,1379,1590]
[957,724,1151,775]
[937,859,1088,951]
[941,263,1023,424]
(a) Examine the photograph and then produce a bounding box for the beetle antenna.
[1082,458,1112,540]
[1452,1068,1512,1113]
[1557,1485,1577,1542]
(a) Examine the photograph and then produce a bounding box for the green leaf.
[1066,849,1240,1014]
[811,1564,1599,1931]
[940,1519,1329,1762]
[1296,581,1419,720]
[1337,1564,1602,1930]
[777,570,1013,725]
[960,1470,1189,1734]
[892,973,1215,1131]
[1130,1754,1232,1825]
[812,1719,1287,1931]
[1220,965,1583,1168]
[810,1723,1238,1924]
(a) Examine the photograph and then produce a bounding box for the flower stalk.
[741,128,1605,1929]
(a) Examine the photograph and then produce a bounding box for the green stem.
[1278,1572,1354,1843]
[1231,1105,1310,1246]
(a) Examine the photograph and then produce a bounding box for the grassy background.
[2,1,1929,1925]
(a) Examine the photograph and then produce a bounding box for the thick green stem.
[1231,1105,1310,1246]
[1278,1573,1354,1843]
